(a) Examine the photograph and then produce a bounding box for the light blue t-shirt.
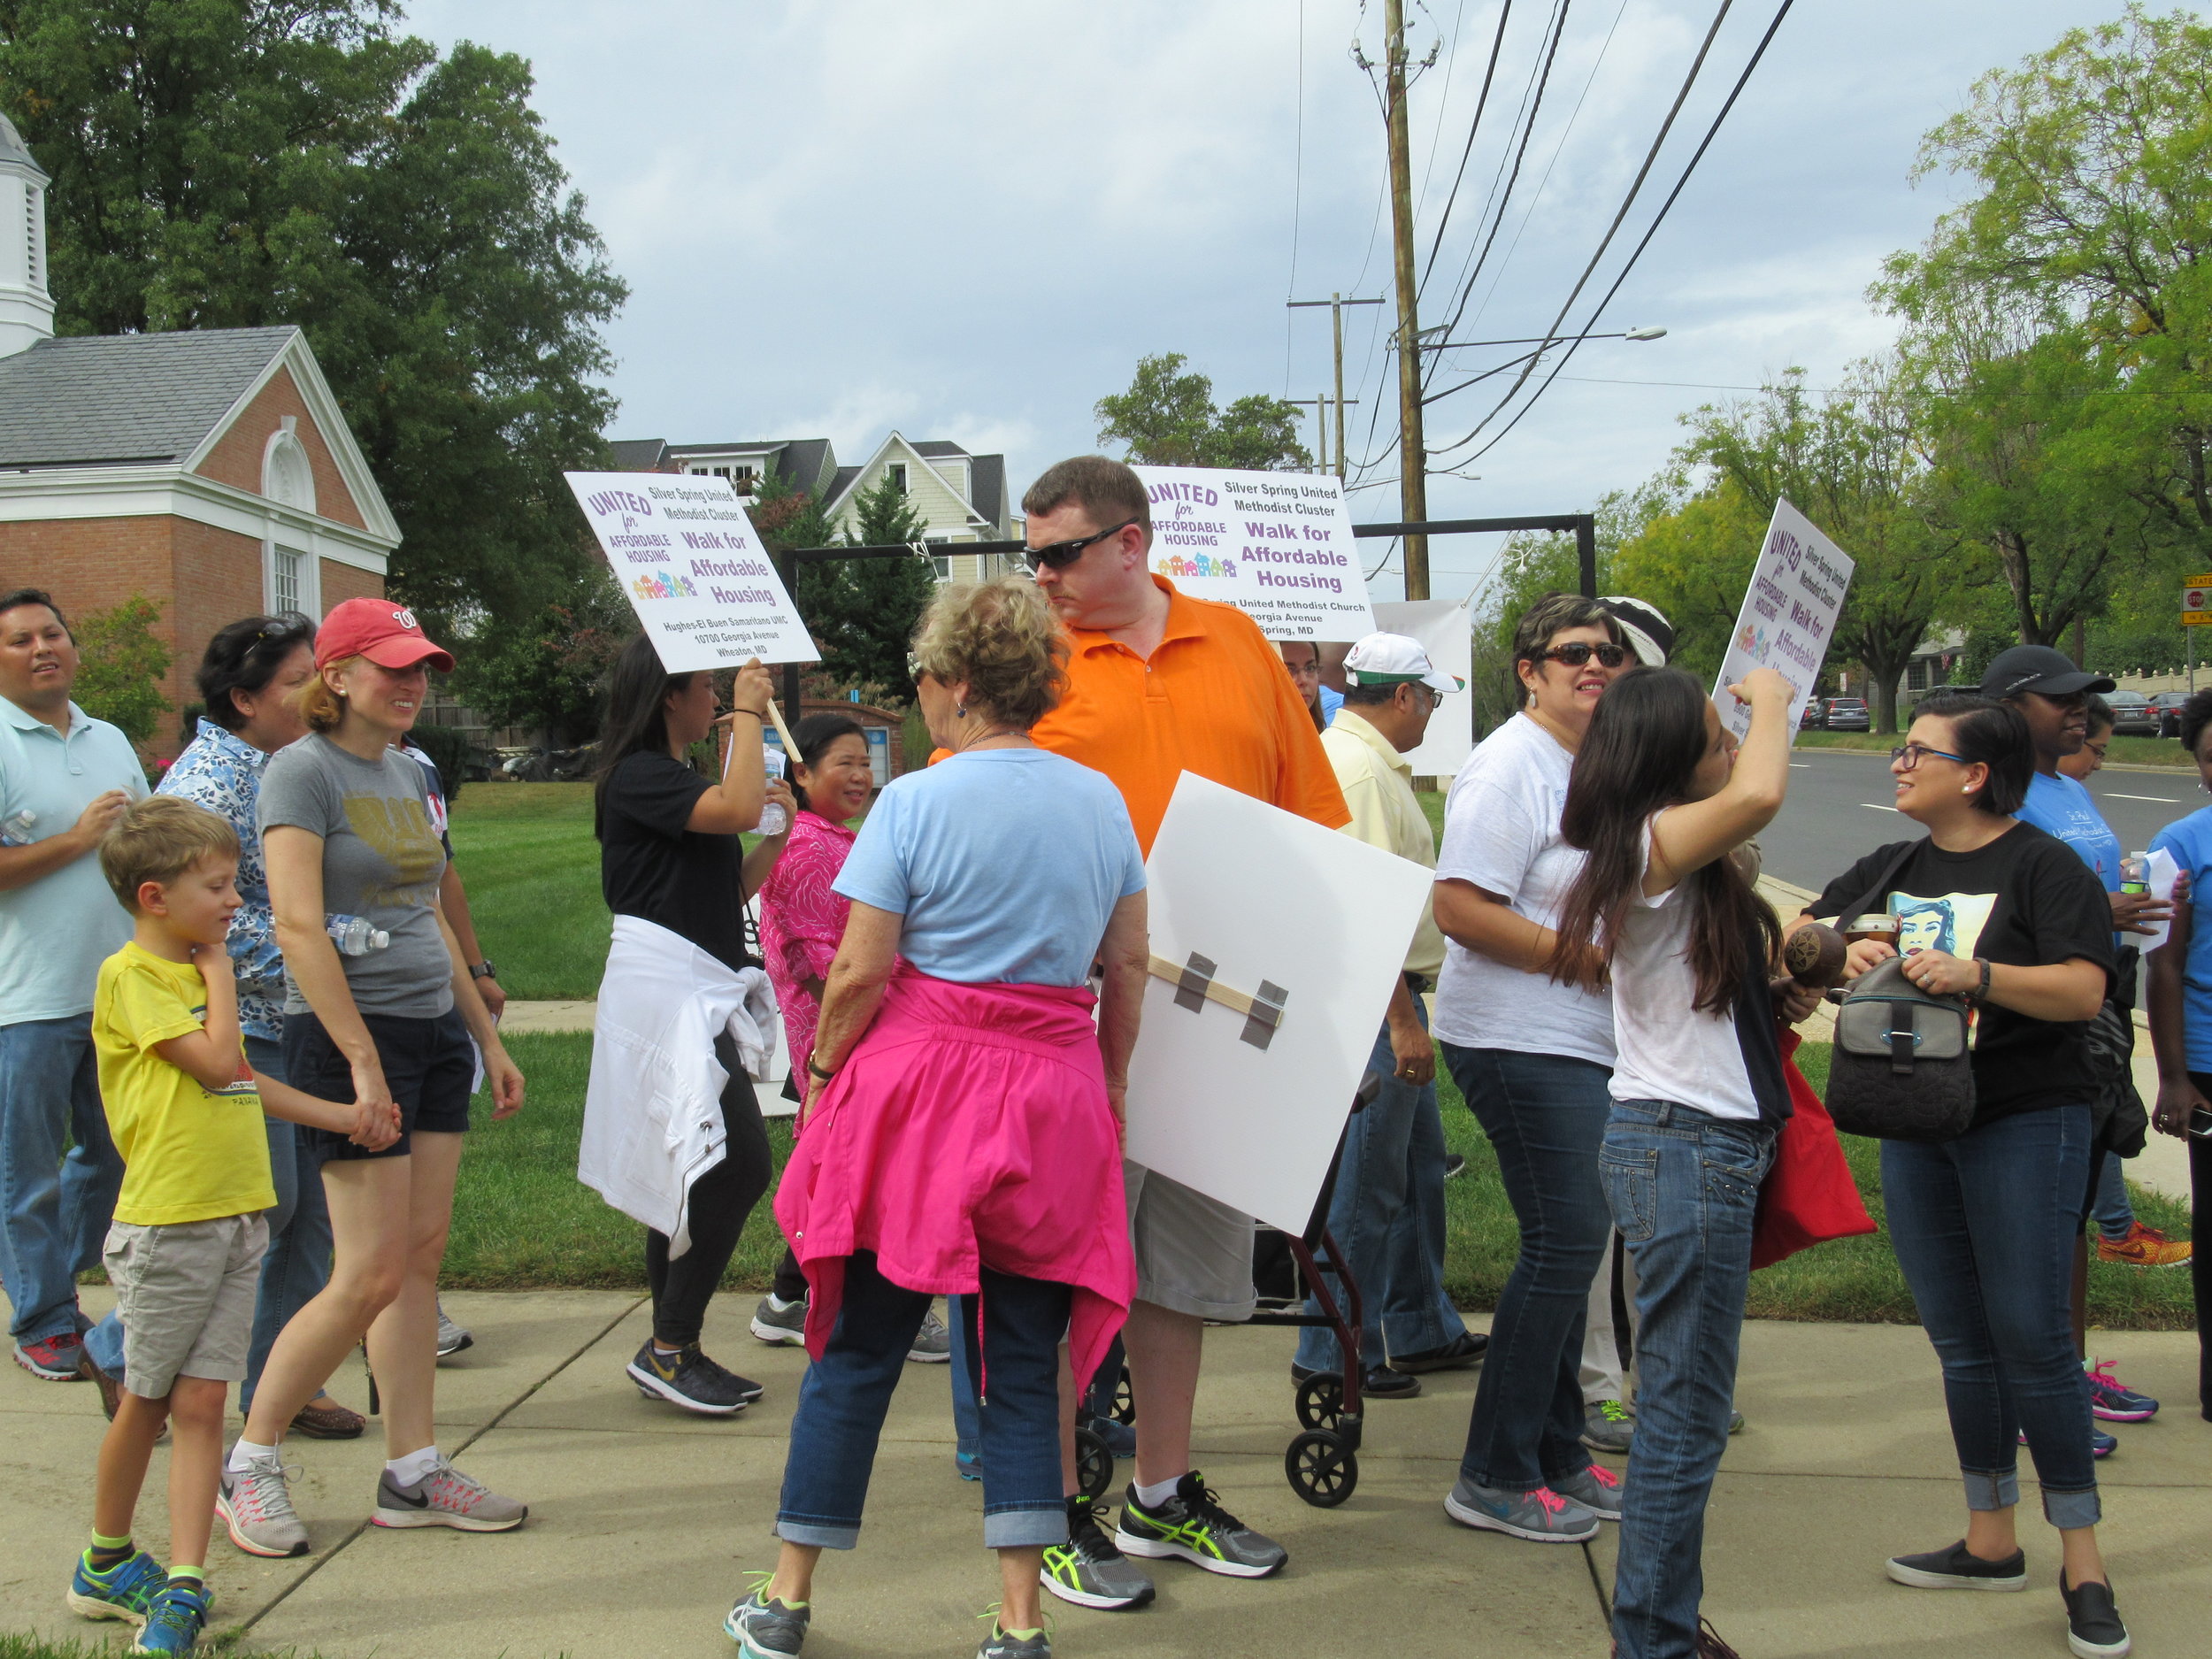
[0,699,149,1025]
[2018,771,2122,894]
[2151,806,2212,1073]
[1319,685,1344,725]
[834,749,1146,987]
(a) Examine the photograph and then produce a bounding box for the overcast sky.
[409,0,2116,604]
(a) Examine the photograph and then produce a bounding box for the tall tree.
[0,1,627,626]
[750,471,934,703]
[1095,353,1314,470]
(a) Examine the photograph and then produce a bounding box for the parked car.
[2147,690,2193,738]
[1801,699,1826,730]
[1823,697,1870,732]
[2103,690,2159,737]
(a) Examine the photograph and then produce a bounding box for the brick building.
[0,112,399,757]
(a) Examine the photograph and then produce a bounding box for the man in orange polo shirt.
[1020,456,1348,1614]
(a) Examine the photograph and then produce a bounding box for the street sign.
[2183,576,2212,626]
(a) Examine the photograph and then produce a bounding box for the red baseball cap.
[315,598,455,672]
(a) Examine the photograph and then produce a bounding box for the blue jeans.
[1601,1100,1775,1659]
[1447,1045,1613,1491]
[2089,1149,2134,1242]
[1882,1105,2100,1529]
[779,1252,1070,1550]
[1296,1006,1468,1372]
[0,1015,124,1344]
[949,1291,980,1463]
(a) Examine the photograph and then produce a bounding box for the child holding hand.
[67,797,395,1653]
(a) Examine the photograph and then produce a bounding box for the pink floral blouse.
[759,809,857,1079]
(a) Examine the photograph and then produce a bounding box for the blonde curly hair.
[910,578,1069,730]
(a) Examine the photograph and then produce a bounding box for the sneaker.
[1085,1414,1136,1459]
[2026,1427,2121,1457]
[435,1302,473,1359]
[1582,1398,1635,1455]
[1041,1494,1156,1610]
[1885,1540,2028,1592]
[218,1453,309,1558]
[976,1621,1051,1659]
[1443,1153,1468,1180]
[1443,1474,1599,1543]
[2095,1221,2192,1269]
[83,1350,127,1421]
[1550,1462,1625,1521]
[907,1307,951,1363]
[750,1294,808,1346]
[1114,1471,1286,1578]
[725,1581,810,1658]
[2085,1360,2158,1423]
[1389,1331,1488,1373]
[956,1449,982,1482]
[1728,1408,1747,1434]
[2060,1571,2131,1658]
[131,1578,211,1655]
[1288,1360,1422,1398]
[627,1340,759,1414]
[13,1330,88,1380]
[66,1548,168,1625]
[372,1456,527,1532]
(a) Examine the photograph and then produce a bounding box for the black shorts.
[284,1006,473,1163]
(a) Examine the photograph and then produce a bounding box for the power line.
[1418,0,1515,295]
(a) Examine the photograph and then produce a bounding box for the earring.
[1962,784,1971,794]
[956,704,967,718]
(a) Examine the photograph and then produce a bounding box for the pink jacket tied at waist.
[774,964,1135,1392]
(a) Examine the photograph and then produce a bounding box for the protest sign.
[1133,465,1376,641]
[565,471,818,672]
[1123,772,1432,1233]
[1710,498,1855,742]
[1372,598,1474,778]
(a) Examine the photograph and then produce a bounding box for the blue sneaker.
[2017,1427,2119,1457]
[1087,1414,1136,1459]
[132,1578,211,1654]
[725,1578,809,1658]
[65,1549,167,1625]
[957,1448,982,1482]
[2086,1360,2158,1423]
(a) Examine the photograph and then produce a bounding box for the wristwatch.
[469,960,498,981]
[807,1057,836,1081]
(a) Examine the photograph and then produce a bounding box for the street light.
[1416,326,1666,351]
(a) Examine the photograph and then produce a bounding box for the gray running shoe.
[907,1307,951,1363]
[1549,1462,1625,1521]
[1041,1494,1156,1610]
[750,1294,807,1346]
[628,1340,759,1414]
[1728,1408,1747,1434]
[436,1302,473,1359]
[218,1452,309,1558]
[725,1586,810,1657]
[1443,1475,1598,1543]
[1581,1398,1635,1454]
[372,1457,526,1532]
[1114,1471,1286,1578]
[977,1622,1051,1659]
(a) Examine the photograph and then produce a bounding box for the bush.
[72,595,173,743]
[409,719,484,785]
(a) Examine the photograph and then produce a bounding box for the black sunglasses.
[1534,641,1631,669]
[1024,518,1141,572]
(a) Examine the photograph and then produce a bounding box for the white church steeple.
[0,111,55,359]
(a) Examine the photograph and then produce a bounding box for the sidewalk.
[4,1291,2204,1658]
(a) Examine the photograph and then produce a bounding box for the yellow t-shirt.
[93,941,277,1225]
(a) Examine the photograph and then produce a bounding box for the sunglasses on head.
[1534,641,1631,669]
[1024,518,1141,572]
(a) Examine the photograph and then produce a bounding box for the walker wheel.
[1110,1365,1136,1425]
[1285,1430,1357,1507]
[1074,1425,1115,1502]
[1294,1369,1345,1431]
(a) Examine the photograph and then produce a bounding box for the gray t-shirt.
[257,734,452,1019]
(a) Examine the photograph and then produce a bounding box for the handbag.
[1819,838,1978,1143]
[1752,1028,1877,1269]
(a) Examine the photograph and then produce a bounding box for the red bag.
[1752,1028,1878,1271]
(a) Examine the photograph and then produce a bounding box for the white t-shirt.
[1607,816,1761,1121]
[1431,711,1615,1065]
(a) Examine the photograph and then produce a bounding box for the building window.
[265,543,318,617]
[888,464,908,495]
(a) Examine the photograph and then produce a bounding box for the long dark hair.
[189,611,315,743]
[594,632,699,840]
[788,711,865,814]
[1548,666,1778,1015]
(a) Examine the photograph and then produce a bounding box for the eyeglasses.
[1890,743,1970,771]
[1534,641,1630,669]
[1024,518,1141,572]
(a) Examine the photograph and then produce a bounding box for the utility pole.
[1288,294,1382,486]
[1383,0,1428,600]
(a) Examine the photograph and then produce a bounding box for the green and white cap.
[1344,632,1465,694]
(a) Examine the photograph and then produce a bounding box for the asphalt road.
[1761,747,2205,899]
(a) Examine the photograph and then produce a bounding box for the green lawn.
[1798,730,2193,768]
[445,1033,2193,1329]
[445,782,608,1001]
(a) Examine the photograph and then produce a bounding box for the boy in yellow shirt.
[68,797,396,1653]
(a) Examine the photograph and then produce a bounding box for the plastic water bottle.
[757,747,789,837]
[326,914,391,955]
[2122,851,2149,895]
[0,808,35,847]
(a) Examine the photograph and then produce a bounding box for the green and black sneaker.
[1041,1494,1155,1610]
[1113,1471,1286,1579]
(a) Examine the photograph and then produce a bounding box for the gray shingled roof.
[775,439,836,498]
[826,465,863,507]
[970,454,1006,528]
[607,438,667,472]
[910,440,969,458]
[0,326,296,469]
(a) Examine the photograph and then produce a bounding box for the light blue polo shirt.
[0,698,148,1025]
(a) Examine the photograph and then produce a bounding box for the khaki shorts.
[104,1213,269,1399]
[1123,1160,1256,1322]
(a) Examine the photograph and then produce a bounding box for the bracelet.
[807,1057,836,1081]
[1969,958,1992,1003]
[729,708,766,722]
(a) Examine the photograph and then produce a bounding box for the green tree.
[450,557,631,745]
[73,594,172,744]
[0,2,627,626]
[1095,353,1314,470]
[749,471,935,703]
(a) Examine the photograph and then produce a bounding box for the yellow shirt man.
[1321,706,1448,979]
